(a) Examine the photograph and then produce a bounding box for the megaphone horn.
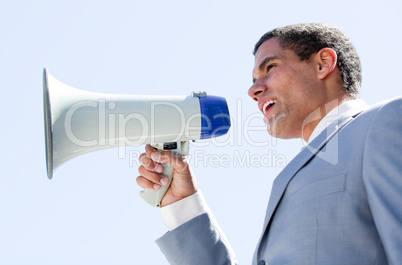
[43,68,231,207]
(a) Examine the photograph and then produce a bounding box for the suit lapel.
[256,105,367,259]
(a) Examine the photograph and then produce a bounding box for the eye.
[267,64,275,72]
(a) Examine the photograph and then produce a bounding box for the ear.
[316,48,337,79]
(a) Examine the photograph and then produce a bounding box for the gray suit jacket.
[156,97,402,265]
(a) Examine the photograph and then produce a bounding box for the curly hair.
[253,23,361,98]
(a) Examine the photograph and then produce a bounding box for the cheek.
[279,89,310,125]
[272,69,314,113]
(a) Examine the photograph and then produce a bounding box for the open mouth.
[263,100,276,115]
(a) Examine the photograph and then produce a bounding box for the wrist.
[160,191,209,230]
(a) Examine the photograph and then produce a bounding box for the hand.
[137,144,198,207]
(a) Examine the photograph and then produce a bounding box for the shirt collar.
[307,99,368,143]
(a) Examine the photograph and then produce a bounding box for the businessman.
[136,23,402,264]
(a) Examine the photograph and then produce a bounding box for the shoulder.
[351,96,402,129]
[360,96,402,150]
[363,96,402,118]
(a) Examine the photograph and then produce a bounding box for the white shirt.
[307,99,367,143]
[161,99,368,231]
[160,191,210,230]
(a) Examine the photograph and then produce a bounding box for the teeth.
[263,100,276,114]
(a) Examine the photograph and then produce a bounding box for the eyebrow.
[258,56,278,71]
[252,56,279,83]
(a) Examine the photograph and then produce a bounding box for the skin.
[137,144,197,207]
[137,36,349,207]
[249,37,347,141]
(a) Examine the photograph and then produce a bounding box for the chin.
[267,126,282,139]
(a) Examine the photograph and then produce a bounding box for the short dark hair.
[253,23,361,98]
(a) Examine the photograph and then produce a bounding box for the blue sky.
[1,0,401,264]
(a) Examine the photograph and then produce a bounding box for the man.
[136,23,402,264]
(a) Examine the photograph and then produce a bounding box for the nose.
[248,82,267,102]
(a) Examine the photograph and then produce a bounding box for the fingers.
[137,144,190,192]
[145,144,188,173]
[136,167,168,190]
[137,145,170,190]
[137,162,170,190]
[137,144,197,207]
[139,152,163,173]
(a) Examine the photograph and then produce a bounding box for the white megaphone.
[43,68,231,207]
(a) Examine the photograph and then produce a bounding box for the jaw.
[266,113,304,140]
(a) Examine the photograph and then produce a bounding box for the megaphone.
[43,68,231,207]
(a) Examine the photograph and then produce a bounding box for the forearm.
[157,212,238,265]
[157,191,238,265]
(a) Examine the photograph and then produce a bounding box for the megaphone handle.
[139,141,189,207]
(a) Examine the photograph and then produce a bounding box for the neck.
[301,95,351,142]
